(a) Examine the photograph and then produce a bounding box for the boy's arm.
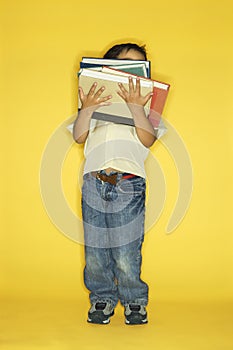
[73,83,112,144]
[73,108,92,144]
[127,104,157,147]
[118,77,157,148]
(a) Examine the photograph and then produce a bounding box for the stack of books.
[78,57,170,128]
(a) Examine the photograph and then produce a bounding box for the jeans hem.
[121,299,148,307]
[90,298,117,308]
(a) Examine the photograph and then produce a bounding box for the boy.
[73,43,159,325]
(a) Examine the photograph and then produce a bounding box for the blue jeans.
[81,171,148,307]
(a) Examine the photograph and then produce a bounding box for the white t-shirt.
[67,117,167,179]
[82,118,166,178]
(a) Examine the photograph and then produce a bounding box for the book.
[80,62,148,77]
[77,61,170,130]
[95,66,170,125]
[67,59,169,139]
[110,63,147,77]
[78,68,154,120]
[81,57,151,77]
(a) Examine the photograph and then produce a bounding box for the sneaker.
[124,304,148,325]
[87,302,114,324]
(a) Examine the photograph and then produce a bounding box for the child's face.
[116,49,146,61]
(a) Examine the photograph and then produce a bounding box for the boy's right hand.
[79,83,112,111]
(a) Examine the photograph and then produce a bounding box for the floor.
[1,298,232,350]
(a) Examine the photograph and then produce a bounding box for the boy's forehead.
[117,49,145,61]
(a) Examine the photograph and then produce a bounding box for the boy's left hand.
[117,77,153,107]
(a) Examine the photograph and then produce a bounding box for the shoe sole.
[125,318,148,325]
[87,317,110,324]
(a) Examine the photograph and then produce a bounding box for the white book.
[78,68,154,119]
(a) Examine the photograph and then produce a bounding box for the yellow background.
[1,0,233,349]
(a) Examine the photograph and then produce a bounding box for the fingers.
[135,77,141,93]
[87,82,97,97]
[128,76,134,91]
[118,82,128,94]
[88,84,111,101]
[100,95,112,103]
[78,87,84,101]
[129,76,140,93]
[119,77,141,94]
[144,92,154,104]
[118,77,148,105]
[94,86,106,99]
[94,86,112,104]
[117,90,126,100]
[117,82,128,101]
[99,101,112,107]
[80,82,112,110]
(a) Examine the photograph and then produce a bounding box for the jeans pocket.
[117,177,146,195]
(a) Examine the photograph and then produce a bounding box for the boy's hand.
[117,77,153,107]
[79,83,112,111]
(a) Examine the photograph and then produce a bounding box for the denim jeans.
[81,171,148,307]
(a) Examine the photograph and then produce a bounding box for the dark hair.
[103,43,147,60]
